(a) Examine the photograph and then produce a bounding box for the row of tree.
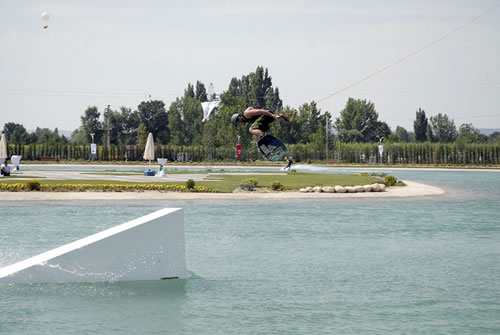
[3,66,500,150]
[2,123,68,145]
[5,142,500,166]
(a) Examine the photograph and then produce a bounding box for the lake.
[1,168,499,334]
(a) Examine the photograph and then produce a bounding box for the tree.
[102,106,140,145]
[295,102,321,143]
[407,131,416,142]
[3,122,27,142]
[394,126,409,142]
[20,131,32,144]
[137,100,169,143]
[429,113,457,143]
[195,81,207,101]
[272,106,298,144]
[214,91,248,148]
[385,133,401,143]
[456,123,484,145]
[413,108,428,142]
[80,106,102,144]
[334,98,388,142]
[167,98,185,146]
[35,127,58,144]
[71,128,88,145]
[120,107,140,144]
[338,129,363,143]
[426,124,434,142]
[227,66,280,111]
[202,117,217,152]
[136,123,148,147]
[102,106,115,145]
[248,66,271,108]
[309,111,334,152]
[182,96,204,145]
[217,66,283,149]
[488,131,500,144]
[375,121,392,141]
[266,87,283,113]
[184,83,195,98]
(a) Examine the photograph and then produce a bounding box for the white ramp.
[0,208,186,284]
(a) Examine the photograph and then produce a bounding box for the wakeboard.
[257,135,287,161]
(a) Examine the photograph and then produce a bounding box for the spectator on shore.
[1,160,11,176]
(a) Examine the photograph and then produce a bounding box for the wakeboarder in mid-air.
[231,107,288,161]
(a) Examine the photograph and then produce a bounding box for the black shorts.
[249,115,273,132]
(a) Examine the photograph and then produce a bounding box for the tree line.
[5,141,499,166]
[3,66,500,157]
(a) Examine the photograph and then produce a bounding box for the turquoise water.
[1,169,499,334]
[22,165,280,172]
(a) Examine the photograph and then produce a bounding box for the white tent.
[201,100,221,122]
[143,133,155,164]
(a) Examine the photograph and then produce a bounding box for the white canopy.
[0,133,7,159]
[201,100,221,122]
[143,133,155,162]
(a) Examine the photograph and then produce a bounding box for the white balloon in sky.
[41,12,50,21]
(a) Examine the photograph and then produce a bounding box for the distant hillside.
[479,129,500,136]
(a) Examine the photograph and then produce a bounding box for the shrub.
[384,175,398,186]
[26,180,41,191]
[271,181,284,191]
[240,178,258,191]
[368,172,387,177]
[186,179,195,189]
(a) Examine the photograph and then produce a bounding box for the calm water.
[0,169,499,334]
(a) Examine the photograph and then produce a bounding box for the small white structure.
[156,158,168,177]
[0,208,186,284]
[11,155,22,171]
[201,100,221,121]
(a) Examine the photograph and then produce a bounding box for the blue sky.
[1,0,499,133]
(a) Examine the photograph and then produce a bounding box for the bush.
[240,178,258,191]
[271,181,284,191]
[26,180,41,191]
[384,175,398,186]
[186,179,195,189]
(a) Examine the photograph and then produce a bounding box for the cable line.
[316,3,500,104]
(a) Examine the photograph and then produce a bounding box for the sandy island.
[2,164,450,201]
[2,181,444,201]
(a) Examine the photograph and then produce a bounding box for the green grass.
[0,172,380,193]
[1,175,46,179]
[1,179,150,185]
[201,172,379,192]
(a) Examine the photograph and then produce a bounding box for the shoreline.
[16,163,500,172]
[1,181,444,201]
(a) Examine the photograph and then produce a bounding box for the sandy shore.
[2,181,444,201]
